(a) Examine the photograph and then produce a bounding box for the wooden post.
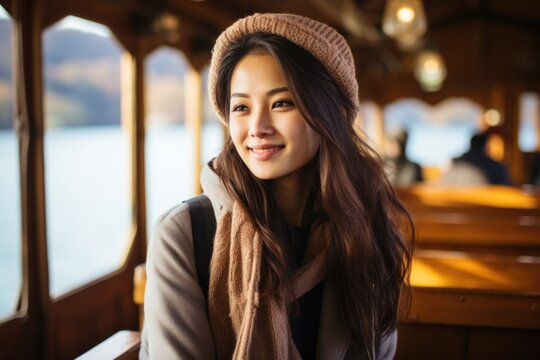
[185,67,203,195]
[12,0,50,358]
[373,102,385,154]
[120,44,147,257]
[536,94,540,152]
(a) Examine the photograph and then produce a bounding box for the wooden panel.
[51,266,138,359]
[0,317,35,359]
[395,323,468,360]
[468,327,540,360]
[406,289,539,329]
[396,323,540,360]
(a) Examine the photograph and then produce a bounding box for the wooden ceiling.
[6,0,531,102]
[113,0,539,97]
[137,0,540,39]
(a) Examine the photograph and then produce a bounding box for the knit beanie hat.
[208,13,359,124]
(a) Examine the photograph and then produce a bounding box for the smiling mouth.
[248,145,285,160]
[249,145,284,153]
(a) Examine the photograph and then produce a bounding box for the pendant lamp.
[383,0,427,48]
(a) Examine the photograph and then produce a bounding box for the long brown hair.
[213,33,413,356]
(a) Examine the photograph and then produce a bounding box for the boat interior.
[0,0,539,359]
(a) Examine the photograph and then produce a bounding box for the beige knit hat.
[208,13,359,124]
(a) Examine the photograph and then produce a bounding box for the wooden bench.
[397,184,540,207]
[84,245,540,358]
[85,183,540,358]
[411,214,540,250]
[406,249,540,329]
[131,249,540,356]
[398,185,540,251]
[396,249,540,359]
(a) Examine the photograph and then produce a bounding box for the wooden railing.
[75,331,141,360]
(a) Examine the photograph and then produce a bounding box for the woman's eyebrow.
[230,86,289,98]
[266,86,289,96]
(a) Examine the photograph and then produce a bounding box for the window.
[145,47,194,241]
[384,98,483,167]
[357,101,384,150]
[519,92,539,152]
[0,5,22,320]
[202,65,224,164]
[43,16,131,296]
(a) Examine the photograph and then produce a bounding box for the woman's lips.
[248,145,285,160]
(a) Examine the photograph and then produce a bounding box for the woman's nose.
[249,108,275,137]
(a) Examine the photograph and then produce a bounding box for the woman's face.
[228,53,320,182]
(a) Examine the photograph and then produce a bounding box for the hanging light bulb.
[153,12,181,43]
[396,6,415,24]
[414,50,447,91]
[383,0,427,48]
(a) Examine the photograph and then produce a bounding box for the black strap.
[184,194,216,299]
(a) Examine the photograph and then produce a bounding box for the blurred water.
[145,123,223,240]
[0,130,22,320]
[0,123,223,319]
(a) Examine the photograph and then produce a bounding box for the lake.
[0,123,223,319]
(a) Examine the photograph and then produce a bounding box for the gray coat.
[140,163,397,359]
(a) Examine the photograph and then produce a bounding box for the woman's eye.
[231,104,248,112]
[273,100,294,109]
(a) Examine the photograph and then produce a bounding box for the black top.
[287,225,324,360]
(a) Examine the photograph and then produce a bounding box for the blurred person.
[529,152,540,186]
[384,130,424,187]
[441,132,512,185]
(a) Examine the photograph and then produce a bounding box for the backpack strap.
[184,194,216,299]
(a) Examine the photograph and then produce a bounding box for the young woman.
[141,13,413,360]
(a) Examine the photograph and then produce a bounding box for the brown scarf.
[208,202,329,359]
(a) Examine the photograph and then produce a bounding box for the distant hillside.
[0,20,12,81]
[43,26,121,65]
[43,27,124,128]
[0,19,194,130]
[0,19,125,129]
[0,20,13,130]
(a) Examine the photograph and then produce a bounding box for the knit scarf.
[208,202,329,360]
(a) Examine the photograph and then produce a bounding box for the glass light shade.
[484,109,503,127]
[383,0,427,45]
[414,50,447,92]
[153,12,181,43]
